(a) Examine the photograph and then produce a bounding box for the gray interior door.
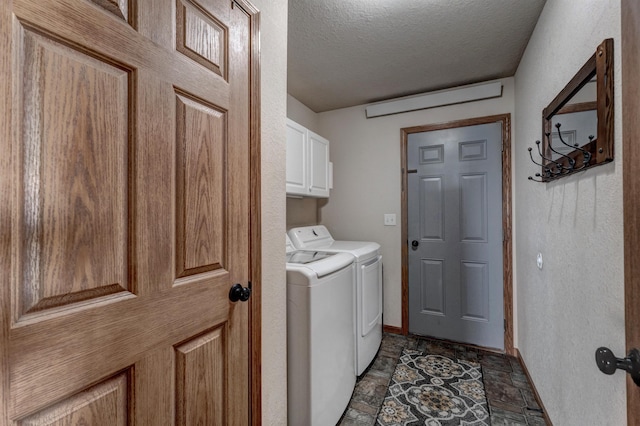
[407,122,504,350]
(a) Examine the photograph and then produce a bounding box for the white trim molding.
[365,81,503,118]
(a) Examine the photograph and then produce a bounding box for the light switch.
[384,214,396,226]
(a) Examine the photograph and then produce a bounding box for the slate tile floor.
[338,333,548,426]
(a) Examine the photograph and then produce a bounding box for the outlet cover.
[384,214,396,226]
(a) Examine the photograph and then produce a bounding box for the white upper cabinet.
[286,118,331,198]
[286,119,307,194]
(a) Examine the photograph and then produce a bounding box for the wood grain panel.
[595,38,614,164]
[1,0,12,421]
[90,0,130,22]
[176,0,227,78]
[12,1,230,109]
[10,272,230,417]
[2,0,260,424]
[15,25,132,318]
[175,327,226,425]
[133,72,174,296]
[623,0,640,423]
[175,92,226,278]
[501,116,514,356]
[134,347,174,422]
[226,5,251,424]
[17,371,129,425]
[241,0,263,422]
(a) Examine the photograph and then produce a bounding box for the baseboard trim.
[383,325,403,335]
[516,349,553,426]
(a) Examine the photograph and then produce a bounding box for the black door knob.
[595,347,640,386]
[411,240,419,248]
[229,283,251,302]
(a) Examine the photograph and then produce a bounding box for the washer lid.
[286,250,354,278]
[286,250,336,265]
[321,240,381,262]
[288,226,380,262]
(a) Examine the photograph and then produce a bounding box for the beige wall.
[253,0,288,424]
[513,0,624,424]
[316,78,515,329]
[287,94,320,133]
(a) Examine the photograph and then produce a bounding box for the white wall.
[514,0,624,424]
[252,0,288,424]
[317,78,515,329]
[287,94,320,133]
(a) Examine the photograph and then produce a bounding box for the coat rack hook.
[545,131,576,169]
[555,122,591,165]
[535,140,565,175]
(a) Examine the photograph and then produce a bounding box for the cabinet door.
[286,119,307,195]
[308,130,330,197]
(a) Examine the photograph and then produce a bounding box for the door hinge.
[504,319,507,331]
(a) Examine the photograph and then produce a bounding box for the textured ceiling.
[288,0,546,112]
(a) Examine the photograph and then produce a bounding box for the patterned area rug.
[376,349,490,426]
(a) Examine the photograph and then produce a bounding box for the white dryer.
[285,235,356,426]
[288,226,383,376]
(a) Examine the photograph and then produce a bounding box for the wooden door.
[406,122,504,350]
[0,0,255,424]
[623,0,640,423]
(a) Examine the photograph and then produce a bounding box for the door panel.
[460,261,489,321]
[15,23,132,317]
[175,327,226,425]
[420,259,444,315]
[175,91,227,277]
[419,176,444,240]
[408,122,503,350]
[460,173,488,242]
[1,0,252,423]
[176,0,228,77]
[18,372,129,425]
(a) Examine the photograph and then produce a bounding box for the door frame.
[622,0,640,422]
[236,0,263,424]
[400,114,514,355]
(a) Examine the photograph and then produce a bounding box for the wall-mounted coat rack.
[527,123,594,182]
[527,38,614,183]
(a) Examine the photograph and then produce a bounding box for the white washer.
[285,235,356,426]
[288,226,383,376]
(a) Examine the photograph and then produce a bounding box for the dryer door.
[361,255,383,336]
